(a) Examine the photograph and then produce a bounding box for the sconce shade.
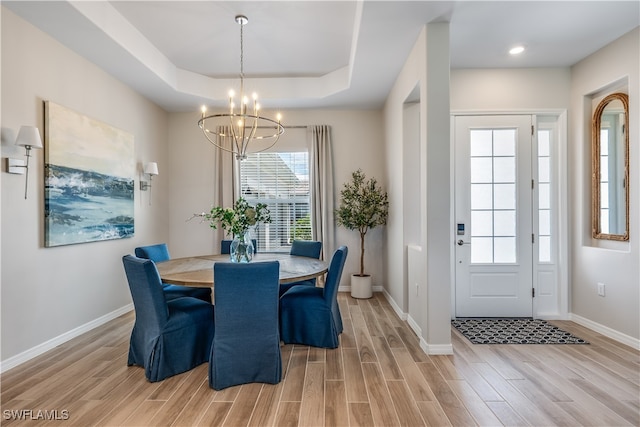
[15,126,43,149]
[144,162,159,176]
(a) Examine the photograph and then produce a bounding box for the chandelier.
[198,15,284,161]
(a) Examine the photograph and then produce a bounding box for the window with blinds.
[239,152,310,252]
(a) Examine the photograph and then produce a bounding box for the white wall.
[451,68,571,111]
[569,27,639,343]
[384,24,452,353]
[1,8,170,366]
[166,109,386,288]
[403,102,421,317]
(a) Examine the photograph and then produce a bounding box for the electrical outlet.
[597,282,605,297]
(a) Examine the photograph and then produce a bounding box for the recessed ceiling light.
[509,46,525,55]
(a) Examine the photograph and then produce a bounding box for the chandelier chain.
[239,18,244,86]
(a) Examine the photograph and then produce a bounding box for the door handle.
[457,239,470,246]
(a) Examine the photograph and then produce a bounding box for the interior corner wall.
[384,23,452,352]
[569,27,639,342]
[166,108,385,288]
[1,8,170,366]
[384,29,423,318]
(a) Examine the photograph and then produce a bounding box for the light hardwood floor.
[1,292,639,426]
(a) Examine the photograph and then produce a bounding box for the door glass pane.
[538,183,550,209]
[537,128,552,264]
[539,236,551,263]
[600,159,609,181]
[471,158,493,183]
[494,211,515,236]
[469,127,518,264]
[471,184,493,209]
[471,237,493,263]
[493,130,516,156]
[471,211,493,236]
[493,157,515,182]
[494,237,516,263]
[539,209,551,235]
[470,130,493,156]
[600,130,609,155]
[538,157,550,182]
[494,184,515,210]
[600,183,609,209]
[600,209,610,234]
[538,132,550,156]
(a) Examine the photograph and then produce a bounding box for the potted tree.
[335,169,389,298]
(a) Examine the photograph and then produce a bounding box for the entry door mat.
[452,318,589,344]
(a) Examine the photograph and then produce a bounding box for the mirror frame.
[592,92,629,241]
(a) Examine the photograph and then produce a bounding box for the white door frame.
[450,110,570,320]
[454,114,534,317]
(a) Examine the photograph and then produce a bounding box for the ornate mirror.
[592,92,629,241]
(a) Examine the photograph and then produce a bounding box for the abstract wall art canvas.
[44,101,135,247]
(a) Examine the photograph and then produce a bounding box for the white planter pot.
[351,274,372,299]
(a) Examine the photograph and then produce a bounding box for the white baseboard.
[423,343,454,355]
[570,313,640,350]
[0,304,134,374]
[407,314,421,337]
[339,286,385,293]
[381,288,407,320]
[382,290,452,355]
[536,313,571,320]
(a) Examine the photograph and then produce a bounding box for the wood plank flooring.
[1,292,638,426]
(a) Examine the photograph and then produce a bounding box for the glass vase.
[230,232,254,263]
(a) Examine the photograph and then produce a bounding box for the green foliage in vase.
[204,198,271,237]
[335,169,388,276]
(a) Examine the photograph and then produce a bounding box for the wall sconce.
[6,126,43,199]
[140,162,159,205]
[140,162,158,191]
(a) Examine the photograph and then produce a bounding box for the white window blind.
[240,152,310,252]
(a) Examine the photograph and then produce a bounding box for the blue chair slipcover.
[220,239,258,255]
[279,240,323,296]
[122,255,215,382]
[209,261,282,390]
[279,246,348,349]
[135,243,211,303]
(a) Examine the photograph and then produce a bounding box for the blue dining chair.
[220,239,257,254]
[122,255,214,382]
[209,261,282,390]
[135,243,211,303]
[279,240,322,296]
[279,246,348,349]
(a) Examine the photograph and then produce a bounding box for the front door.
[454,115,533,317]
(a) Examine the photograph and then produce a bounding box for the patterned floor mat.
[452,318,589,344]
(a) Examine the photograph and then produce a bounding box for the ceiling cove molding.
[69,0,361,107]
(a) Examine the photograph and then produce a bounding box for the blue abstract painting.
[44,101,134,247]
